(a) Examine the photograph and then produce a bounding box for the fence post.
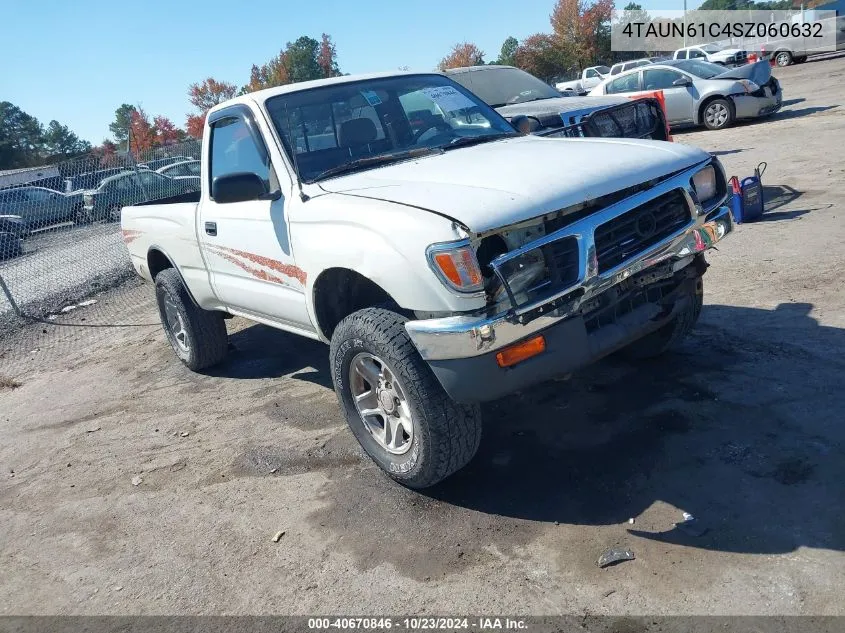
[127,127,151,202]
[0,272,22,317]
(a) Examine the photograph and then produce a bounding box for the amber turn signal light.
[495,335,546,368]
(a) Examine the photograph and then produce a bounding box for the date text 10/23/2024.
[308,617,528,630]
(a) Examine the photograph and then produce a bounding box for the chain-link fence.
[0,139,202,367]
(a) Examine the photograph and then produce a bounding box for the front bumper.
[733,91,782,119]
[404,176,733,401]
[426,273,698,403]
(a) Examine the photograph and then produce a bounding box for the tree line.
[0,102,92,170]
[438,0,617,81]
[437,0,793,81]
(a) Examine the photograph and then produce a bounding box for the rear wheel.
[775,50,793,66]
[702,98,734,130]
[154,268,228,371]
[330,307,482,489]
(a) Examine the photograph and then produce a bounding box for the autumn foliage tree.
[184,77,238,139]
[514,34,573,81]
[550,0,614,71]
[317,33,340,78]
[129,107,157,156]
[438,42,485,70]
[153,116,182,146]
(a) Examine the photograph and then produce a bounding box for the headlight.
[490,249,547,302]
[737,79,760,94]
[427,241,483,293]
[692,165,718,207]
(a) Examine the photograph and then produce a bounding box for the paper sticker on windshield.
[420,86,476,113]
[360,90,382,106]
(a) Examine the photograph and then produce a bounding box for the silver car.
[589,59,782,130]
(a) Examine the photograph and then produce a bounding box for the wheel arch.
[697,94,734,126]
[311,267,402,341]
[147,245,199,307]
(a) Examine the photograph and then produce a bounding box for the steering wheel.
[412,121,452,144]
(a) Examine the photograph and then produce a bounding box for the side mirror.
[672,76,692,87]
[510,115,542,135]
[212,172,279,203]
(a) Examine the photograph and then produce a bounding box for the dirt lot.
[2,54,844,616]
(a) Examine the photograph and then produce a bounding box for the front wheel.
[155,268,228,371]
[330,307,482,489]
[702,98,734,130]
[775,51,793,66]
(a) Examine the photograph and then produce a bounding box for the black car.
[445,65,669,141]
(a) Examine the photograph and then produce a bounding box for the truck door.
[198,105,312,330]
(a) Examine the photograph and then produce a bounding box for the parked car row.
[589,59,781,130]
[0,166,201,261]
[81,169,200,222]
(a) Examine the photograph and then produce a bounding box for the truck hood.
[317,135,710,234]
[495,95,630,120]
[715,60,771,85]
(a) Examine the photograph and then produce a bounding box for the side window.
[187,162,201,175]
[610,66,621,76]
[585,68,598,79]
[210,116,270,190]
[643,69,684,90]
[689,49,705,59]
[27,189,51,202]
[676,50,687,59]
[606,73,640,94]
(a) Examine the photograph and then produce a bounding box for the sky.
[1,0,697,144]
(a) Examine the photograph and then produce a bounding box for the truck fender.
[146,245,200,307]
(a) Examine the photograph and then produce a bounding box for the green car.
[81,170,200,222]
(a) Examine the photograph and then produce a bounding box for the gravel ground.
[0,222,133,323]
[1,53,844,616]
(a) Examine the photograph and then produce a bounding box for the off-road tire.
[154,268,228,371]
[620,278,704,360]
[330,307,482,489]
[702,98,735,130]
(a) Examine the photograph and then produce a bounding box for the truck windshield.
[266,74,517,183]
[448,67,561,108]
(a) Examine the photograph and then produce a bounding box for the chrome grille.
[542,236,579,290]
[594,189,691,273]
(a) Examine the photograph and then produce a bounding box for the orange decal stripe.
[122,229,142,244]
[213,246,307,285]
[206,247,289,286]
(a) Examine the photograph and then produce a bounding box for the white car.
[608,58,655,76]
[673,44,749,66]
[554,66,610,94]
[122,71,733,488]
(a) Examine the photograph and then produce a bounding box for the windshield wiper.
[443,133,516,151]
[310,147,444,182]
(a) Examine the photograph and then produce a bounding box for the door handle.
[205,221,217,236]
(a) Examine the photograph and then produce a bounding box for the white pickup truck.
[121,71,733,488]
[555,66,611,95]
